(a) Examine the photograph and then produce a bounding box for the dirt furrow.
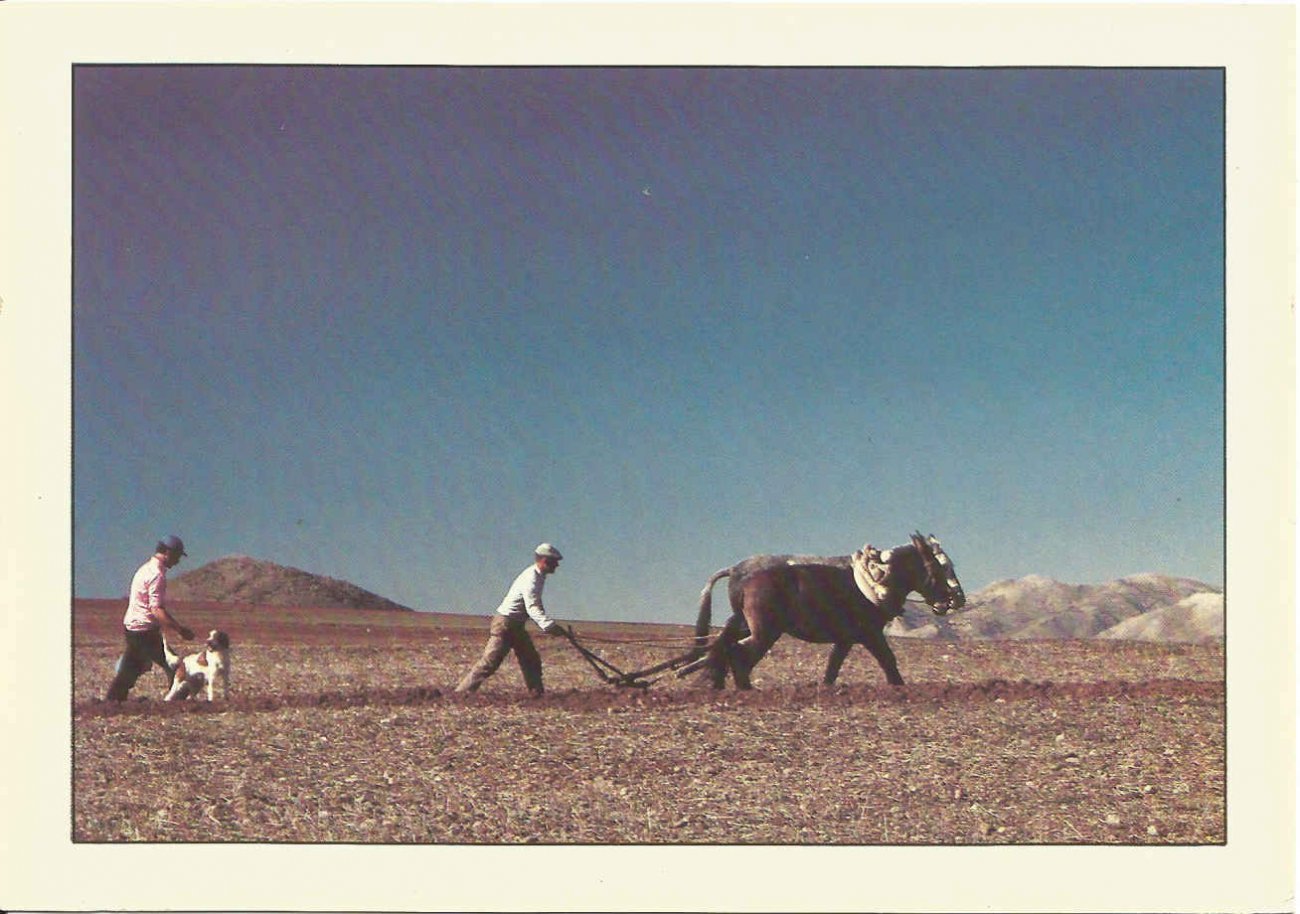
[74,677,1222,718]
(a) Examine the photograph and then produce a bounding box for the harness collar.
[850,544,894,605]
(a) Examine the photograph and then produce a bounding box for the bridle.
[915,535,964,615]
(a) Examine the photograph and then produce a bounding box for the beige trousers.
[455,614,544,694]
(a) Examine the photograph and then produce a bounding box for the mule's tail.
[671,567,734,680]
[690,567,732,656]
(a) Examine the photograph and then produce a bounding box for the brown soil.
[72,599,1224,845]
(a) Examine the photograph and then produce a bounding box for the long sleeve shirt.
[494,564,557,631]
[122,554,168,632]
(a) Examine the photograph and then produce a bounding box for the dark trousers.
[106,628,175,701]
[455,615,544,694]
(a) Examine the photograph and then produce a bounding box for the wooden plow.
[559,626,713,689]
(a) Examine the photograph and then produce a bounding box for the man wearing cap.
[455,543,568,697]
[105,535,197,701]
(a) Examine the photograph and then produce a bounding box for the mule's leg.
[822,642,852,686]
[722,636,750,689]
[859,627,904,685]
[727,628,778,690]
[727,589,782,690]
[703,614,745,689]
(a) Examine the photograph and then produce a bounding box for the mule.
[684,533,964,689]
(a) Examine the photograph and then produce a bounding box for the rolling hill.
[167,555,415,612]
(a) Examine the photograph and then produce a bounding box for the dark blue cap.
[158,535,187,556]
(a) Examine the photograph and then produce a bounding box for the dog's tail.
[162,635,181,673]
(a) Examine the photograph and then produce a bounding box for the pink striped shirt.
[122,555,168,632]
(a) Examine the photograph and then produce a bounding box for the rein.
[559,631,703,647]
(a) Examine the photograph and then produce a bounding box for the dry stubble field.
[72,599,1224,844]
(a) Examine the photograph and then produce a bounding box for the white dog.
[163,630,231,701]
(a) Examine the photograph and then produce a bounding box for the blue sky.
[73,66,1224,621]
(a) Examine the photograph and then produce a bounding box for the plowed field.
[72,600,1224,844]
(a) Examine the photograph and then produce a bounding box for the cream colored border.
[2,3,1294,912]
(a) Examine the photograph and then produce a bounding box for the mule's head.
[909,532,965,615]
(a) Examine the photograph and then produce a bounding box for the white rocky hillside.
[1096,591,1225,643]
[888,572,1223,642]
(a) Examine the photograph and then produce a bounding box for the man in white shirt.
[455,543,567,696]
[106,535,197,701]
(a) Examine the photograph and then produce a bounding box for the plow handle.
[563,626,631,684]
[561,626,713,688]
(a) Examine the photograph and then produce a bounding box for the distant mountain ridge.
[168,555,414,612]
[888,572,1222,642]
